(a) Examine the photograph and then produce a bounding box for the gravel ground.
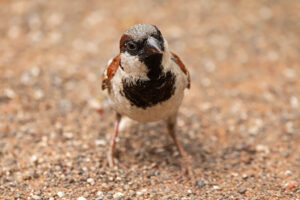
[0,0,299,199]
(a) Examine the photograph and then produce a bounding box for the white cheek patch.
[120,52,149,78]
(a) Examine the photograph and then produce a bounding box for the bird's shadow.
[115,117,211,172]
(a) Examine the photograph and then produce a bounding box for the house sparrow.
[102,24,191,172]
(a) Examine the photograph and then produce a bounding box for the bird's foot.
[106,151,127,170]
[177,155,197,183]
[107,150,116,168]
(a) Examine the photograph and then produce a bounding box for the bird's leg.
[107,113,122,167]
[167,113,187,158]
[167,113,194,176]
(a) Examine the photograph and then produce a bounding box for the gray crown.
[124,24,158,41]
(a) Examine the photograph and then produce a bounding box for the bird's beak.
[146,36,163,55]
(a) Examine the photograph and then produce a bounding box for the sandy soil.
[0,0,299,199]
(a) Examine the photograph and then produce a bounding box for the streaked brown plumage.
[101,24,192,174]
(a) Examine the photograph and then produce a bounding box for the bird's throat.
[141,54,163,80]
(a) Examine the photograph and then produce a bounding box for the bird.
[101,24,191,172]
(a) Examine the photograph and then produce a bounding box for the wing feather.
[171,52,190,89]
[101,54,120,90]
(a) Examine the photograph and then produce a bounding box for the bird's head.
[119,24,169,79]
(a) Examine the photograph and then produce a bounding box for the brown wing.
[171,52,191,89]
[102,54,120,91]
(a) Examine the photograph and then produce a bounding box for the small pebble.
[136,188,147,196]
[238,187,247,194]
[4,88,16,99]
[283,68,295,79]
[162,194,172,200]
[89,98,101,109]
[285,170,292,175]
[231,172,238,177]
[284,181,298,190]
[113,192,124,200]
[95,139,106,146]
[128,190,135,197]
[96,191,104,198]
[203,60,216,72]
[63,132,74,139]
[87,178,95,185]
[30,155,38,164]
[34,89,44,100]
[242,174,248,179]
[30,67,40,76]
[213,185,220,190]
[77,197,87,200]
[285,122,294,134]
[256,145,270,154]
[31,195,41,200]
[197,179,205,187]
[57,191,63,198]
[290,96,298,108]
[21,72,32,85]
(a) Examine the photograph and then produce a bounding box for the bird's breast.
[108,67,187,122]
[121,71,176,109]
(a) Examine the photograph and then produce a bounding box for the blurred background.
[0,0,299,199]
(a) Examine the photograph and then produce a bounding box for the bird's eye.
[127,42,137,51]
